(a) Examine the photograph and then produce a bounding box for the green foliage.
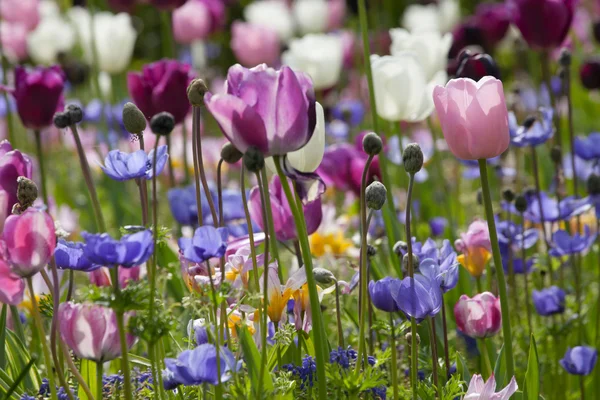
[524,336,540,400]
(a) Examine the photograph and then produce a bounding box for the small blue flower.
[532,286,566,316]
[178,226,229,263]
[504,191,589,223]
[55,239,101,272]
[574,132,600,161]
[560,346,598,375]
[496,220,538,250]
[82,230,154,268]
[509,108,554,147]
[429,217,448,237]
[101,145,168,181]
[549,226,597,257]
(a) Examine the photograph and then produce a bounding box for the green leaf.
[5,330,40,391]
[0,304,7,369]
[128,353,152,368]
[523,335,540,400]
[156,241,186,301]
[455,352,471,384]
[78,360,97,400]
[493,344,506,388]
[237,326,273,394]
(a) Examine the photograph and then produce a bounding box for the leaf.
[237,326,273,394]
[156,241,186,301]
[493,344,506,388]
[78,360,97,400]
[5,330,40,391]
[2,356,34,400]
[523,335,540,400]
[128,353,152,368]
[0,304,7,370]
[455,352,471,384]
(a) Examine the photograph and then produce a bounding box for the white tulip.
[370,53,437,122]
[265,102,325,173]
[244,0,295,42]
[282,34,343,90]
[293,0,328,34]
[68,7,137,74]
[27,15,76,65]
[401,0,459,33]
[389,28,452,82]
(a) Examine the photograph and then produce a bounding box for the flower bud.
[405,331,420,345]
[550,146,562,164]
[580,60,600,90]
[393,241,407,256]
[150,112,175,136]
[587,174,600,195]
[313,267,336,285]
[502,189,515,203]
[16,177,38,212]
[122,102,147,134]
[402,143,423,174]
[455,51,500,81]
[559,48,571,67]
[187,79,209,107]
[515,194,528,213]
[365,181,387,210]
[362,132,383,156]
[221,143,243,164]
[243,146,265,172]
[402,253,420,271]
[366,244,377,258]
[53,112,71,129]
[522,115,536,129]
[66,104,83,124]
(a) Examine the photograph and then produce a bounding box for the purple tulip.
[58,302,136,362]
[574,133,600,161]
[560,346,598,376]
[392,274,442,322]
[127,59,194,124]
[230,22,281,67]
[368,277,401,313]
[147,0,186,11]
[82,230,154,268]
[532,286,565,316]
[454,51,500,81]
[101,145,168,181]
[509,0,575,50]
[248,175,322,241]
[580,60,600,90]
[0,140,32,217]
[549,226,597,257]
[55,240,101,272]
[204,64,316,156]
[6,65,65,130]
[450,4,510,57]
[178,226,228,264]
[0,257,25,305]
[173,0,225,44]
[454,292,502,338]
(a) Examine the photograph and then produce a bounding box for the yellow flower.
[310,231,352,257]
[457,246,491,277]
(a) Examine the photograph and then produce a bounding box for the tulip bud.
[455,51,500,81]
[313,267,336,285]
[502,189,515,203]
[53,112,71,129]
[16,177,38,212]
[402,143,423,174]
[454,292,501,338]
[559,48,571,67]
[362,132,382,156]
[66,104,83,124]
[150,112,175,136]
[243,147,265,172]
[187,79,209,107]
[402,253,420,271]
[587,174,600,195]
[122,102,147,134]
[366,245,377,258]
[393,241,407,256]
[365,181,387,210]
[550,146,562,164]
[515,195,528,213]
[580,60,600,90]
[221,143,243,164]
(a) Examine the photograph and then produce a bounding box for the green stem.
[110,268,133,400]
[97,362,103,400]
[34,131,48,205]
[405,173,418,400]
[335,281,344,348]
[429,317,441,398]
[256,171,270,397]
[531,146,551,285]
[239,165,260,291]
[477,159,514,377]
[389,313,398,400]
[480,337,493,378]
[191,107,204,227]
[160,11,175,59]
[274,156,328,399]
[540,51,561,151]
[441,301,451,378]
[217,159,224,226]
[260,168,282,280]
[521,216,533,335]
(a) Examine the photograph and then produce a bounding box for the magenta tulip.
[0,141,33,218]
[58,302,136,362]
[204,64,316,156]
[433,77,509,160]
[0,258,25,305]
[172,0,225,44]
[249,175,322,241]
[509,0,575,50]
[454,292,502,338]
[230,22,280,67]
[2,208,56,277]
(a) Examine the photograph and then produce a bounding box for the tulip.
[560,346,598,375]
[101,145,168,181]
[393,274,442,321]
[249,175,322,241]
[293,0,329,34]
[230,22,280,67]
[26,10,76,65]
[58,302,135,362]
[580,60,600,90]
[0,258,25,305]
[293,281,334,332]
[509,0,575,50]
[204,64,316,156]
[532,286,566,316]
[371,54,435,122]
[449,4,510,57]
[0,0,39,31]
[389,28,452,82]
[454,292,501,338]
[574,132,600,161]
[464,374,518,399]
[433,77,509,160]
[178,226,229,264]
[82,230,154,268]
[454,51,500,81]
[89,266,141,288]
[282,34,343,91]
[244,0,294,42]
[68,8,137,74]
[3,208,56,277]
[455,220,492,278]
[327,0,346,31]
[128,59,194,124]
[368,277,401,313]
[262,264,306,323]
[0,141,33,218]
[402,0,460,33]
[7,65,65,130]
[147,0,185,11]
[172,0,225,44]
[1,23,29,62]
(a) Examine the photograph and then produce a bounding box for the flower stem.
[274,156,328,399]
[480,337,493,378]
[59,339,94,400]
[531,146,551,285]
[477,159,514,377]
[389,313,398,400]
[260,168,282,280]
[110,272,133,400]
[405,173,418,400]
[96,362,103,400]
[217,159,224,226]
[335,281,344,348]
[191,107,204,227]
[540,51,561,150]
[520,216,533,335]
[429,317,441,398]
[441,301,451,378]
[239,164,260,291]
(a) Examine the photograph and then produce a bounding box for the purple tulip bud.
[580,60,600,90]
[510,0,575,50]
[455,51,500,81]
[454,292,501,338]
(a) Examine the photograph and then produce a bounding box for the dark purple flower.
[392,274,442,322]
[509,108,554,147]
[450,4,510,57]
[368,277,401,313]
[148,0,186,11]
[549,226,597,257]
[453,51,500,81]
[580,60,600,90]
[82,230,154,268]
[55,239,101,271]
[532,286,565,316]
[574,133,600,161]
[178,226,228,263]
[101,145,168,181]
[560,346,598,376]
[509,0,575,50]
[127,59,194,124]
[163,343,237,387]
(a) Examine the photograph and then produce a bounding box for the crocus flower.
[243,0,294,42]
[509,0,575,50]
[532,286,566,316]
[163,343,237,387]
[509,108,554,147]
[230,22,280,67]
[0,258,25,305]
[178,226,228,264]
[7,65,65,130]
[204,64,316,157]
[101,146,168,181]
[368,277,401,313]
[393,274,442,322]
[454,292,501,338]
[55,239,101,272]
[282,33,343,91]
[58,302,135,362]
[574,132,600,161]
[3,208,56,277]
[464,374,518,399]
[249,175,322,242]
[172,0,225,44]
[128,59,194,124]
[82,230,154,268]
[549,226,597,257]
[0,141,32,217]
[433,77,509,160]
[561,347,598,376]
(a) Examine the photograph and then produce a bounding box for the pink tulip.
[433,77,509,160]
[230,22,280,67]
[0,0,39,32]
[327,0,346,30]
[2,208,56,277]
[89,266,141,288]
[0,141,33,218]
[0,23,29,61]
[0,258,25,305]
[172,0,225,44]
[455,219,491,252]
[58,302,136,362]
[454,292,501,338]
